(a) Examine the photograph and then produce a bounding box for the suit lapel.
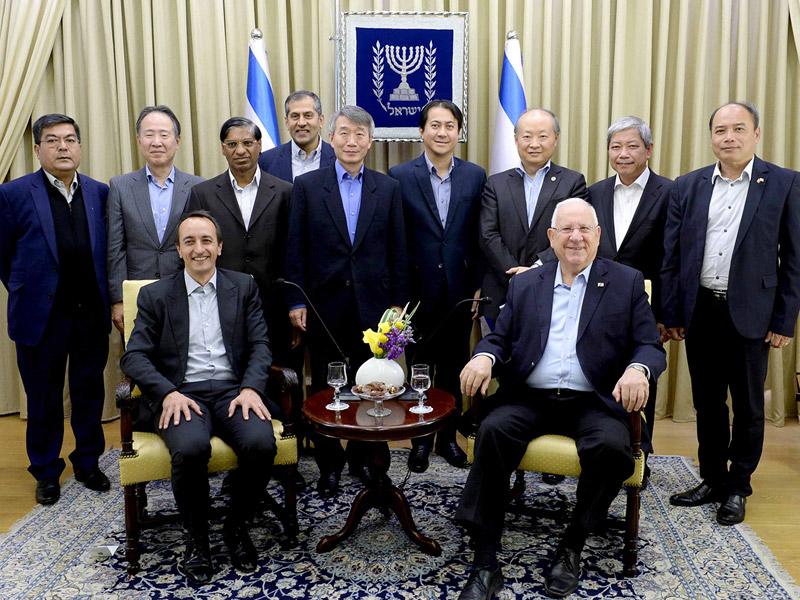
[277,144,294,182]
[599,177,618,253]
[166,275,190,373]
[352,168,378,252]
[618,172,662,251]
[216,270,238,364]
[577,261,609,342]
[163,169,191,247]
[132,169,161,246]
[214,174,246,229]
[80,176,100,253]
[30,171,59,262]
[506,170,529,234]
[413,154,441,228]
[693,168,715,256]
[733,157,767,255]
[530,163,559,230]
[534,264,555,356]
[322,166,352,247]
[444,158,464,232]
[248,170,276,226]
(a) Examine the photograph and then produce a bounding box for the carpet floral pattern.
[0,450,798,599]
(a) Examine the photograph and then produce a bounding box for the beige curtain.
[1,0,799,426]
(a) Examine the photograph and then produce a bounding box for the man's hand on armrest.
[460,355,493,396]
[111,302,124,334]
[612,367,650,413]
[159,390,203,429]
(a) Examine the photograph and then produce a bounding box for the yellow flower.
[378,334,388,343]
[378,321,391,333]
[362,329,382,354]
[375,347,385,355]
[395,322,405,330]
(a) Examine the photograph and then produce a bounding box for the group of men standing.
[1,93,797,594]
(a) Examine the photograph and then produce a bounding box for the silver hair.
[284,90,322,117]
[329,105,374,137]
[514,107,560,135]
[606,116,652,148]
[550,198,598,228]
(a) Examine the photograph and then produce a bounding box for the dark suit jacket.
[187,170,293,328]
[388,155,486,313]
[285,163,407,330]
[0,169,110,345]
[479,163,588,319]
[590,170,672,320]
[661,156,800,338]
[107,166,203,304]
[257,140,336,183]
[120,268,276,414]
[476,258,666,427]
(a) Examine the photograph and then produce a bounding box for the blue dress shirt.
[517,160,551,228]
[146,165,175,243]
[424,153,454,227]
[335,160,364,244]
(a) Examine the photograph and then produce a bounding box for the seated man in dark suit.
[456,198,666,599]
[120,211,278,585]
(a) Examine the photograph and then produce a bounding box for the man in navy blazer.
[663,103,800,526]
[257,90,336,183]
[0,114,111,505]
[285,105,407,497]
[457,199,665,599]
[388,99,486,472]
[480,108,588,324]
[589,116,672,436]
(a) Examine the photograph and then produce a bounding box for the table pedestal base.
[316,479,442,556]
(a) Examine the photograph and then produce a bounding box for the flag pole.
[331,0,342,111]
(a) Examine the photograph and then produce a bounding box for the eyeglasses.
[223,140,257,150]
[41,136,79,148]
[550,225,597,235]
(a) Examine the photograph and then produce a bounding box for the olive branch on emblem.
[373,41,385,105]
[424,41,436,102]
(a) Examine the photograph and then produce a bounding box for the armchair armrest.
[268,365,300,439]
[115,376,137,458]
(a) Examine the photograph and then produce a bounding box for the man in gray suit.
[107,105,204,333]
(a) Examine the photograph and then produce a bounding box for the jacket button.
[159,250,164,254]
[155,272,160,278]
[47,293,53,299]
[438,263,443,269]
[345,280,352,287]
[52,267,57,272]
[245,256,252,263]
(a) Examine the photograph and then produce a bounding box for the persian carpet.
[0,450,798,599]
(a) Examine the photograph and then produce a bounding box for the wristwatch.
[628,364,647,376]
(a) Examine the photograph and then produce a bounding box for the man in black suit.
[663,102,800,525]
[388,99,486,472]
[480,108,588,326]
[188,117,293,365]
[457,198,666,599]
[286,105,407,497]
[589,116,672,434]
[121,211,277,585]
[0,114,111,505]
[257,90,336,182]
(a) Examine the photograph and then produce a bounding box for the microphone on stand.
[277,278,349,366]
[413,296,492,363]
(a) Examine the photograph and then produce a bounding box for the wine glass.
[409,364,432,414]
[326,362,349,411]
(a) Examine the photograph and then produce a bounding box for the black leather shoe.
[669,482,726,507]
[544,545,582,598]
[458,565,504,599]
[408,442,432,473]
[435,441,469,468]
[183,532,213,585]
[35,477,60,505]
[317,470,340,498]
[74,467,110,491]
[223,520,258,572]
[542,473,566,485]
[716,494,746,525]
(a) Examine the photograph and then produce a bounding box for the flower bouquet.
[355,303,419,388]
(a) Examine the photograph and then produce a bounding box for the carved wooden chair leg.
[282,464,299,548]
[507,470,526,505]
[622,484,640,577]
[124,483,141,575]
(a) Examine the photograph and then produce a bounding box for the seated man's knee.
[170,437,212,468]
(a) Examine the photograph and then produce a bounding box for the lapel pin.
[597,282,605,287]
[757,178,764,184]
[551,176,556,181]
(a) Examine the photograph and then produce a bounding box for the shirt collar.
[335,159,364,182]
[145,164,175,185]
[554,261,593,288]
[228,167,260,191]
[184,268,217,295]
[291,136,321,158]
[423,152,455,178]
[516,160,551,182]
[712,156,755,184]
[614,166,650,190]
[43,169,79,192]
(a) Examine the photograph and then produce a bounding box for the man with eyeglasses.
[0,114,112,505]
[188,117,293,366]
[107,105,204,335]
[456,198,664,599]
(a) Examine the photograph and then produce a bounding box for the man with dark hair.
[258,90,336,182]
[388,99,486,472]
[107,105,203,333]
[286,105,407,497]
[588,115,672,437]
[0,113,111,505]
[188,117,293,364]
[663,102,800,525]
[121,210,278,585]
[479,108,588,328]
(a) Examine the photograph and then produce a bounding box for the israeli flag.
[245,32,281,151]
[489,32,527,176]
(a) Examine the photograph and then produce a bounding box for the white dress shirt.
[290,137,322,180]
[43,169,79,204]
[228,168,261,230]
[613,167,650,250]
[700,157,754,291]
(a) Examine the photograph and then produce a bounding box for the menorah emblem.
[386,45,424,102]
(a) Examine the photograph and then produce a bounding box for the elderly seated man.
[455,198,666,599]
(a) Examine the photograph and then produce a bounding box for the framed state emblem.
[341,11,469,142]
